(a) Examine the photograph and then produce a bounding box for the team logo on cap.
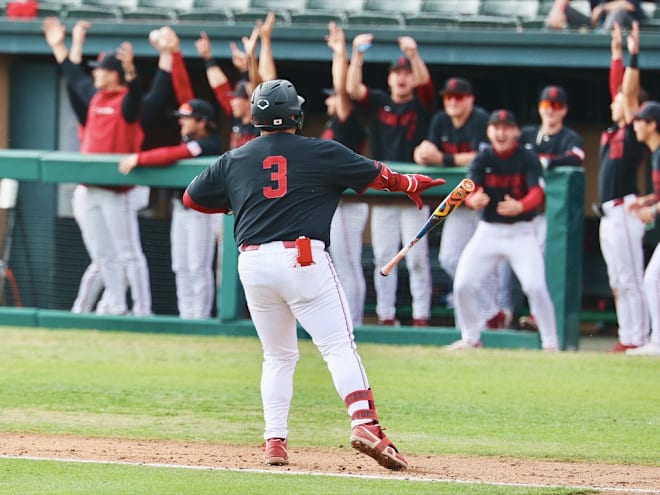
[178,103,193,115]
[548,87,559,99]
[498,110,507,120]
[448,79,458,89]
[256,99,270,110]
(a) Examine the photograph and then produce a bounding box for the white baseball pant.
[84,186,152,316]
[329,201,369,326]
[170,199,221,319]
[238,241,371,440]
[598,194,649,346]
[643,244,660,346]
[370,204,432,321]
[454,220,558,349]
[439,207,511,327]
[71,184,104,313]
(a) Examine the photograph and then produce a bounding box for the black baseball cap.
[388,56,412,72]
[174,98,216,121]
[634,101,660,128]
[440,77,473,95]
[488,109,517,126]
[229,80,250,99]
[88,52,124,79]
[540,85,567,105]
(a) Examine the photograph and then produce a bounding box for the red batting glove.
[402,174,446,209]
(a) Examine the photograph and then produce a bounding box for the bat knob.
[379,269,389,277]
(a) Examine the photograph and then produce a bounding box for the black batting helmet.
[251,79,305,130]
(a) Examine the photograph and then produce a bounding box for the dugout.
[0,18,657,349]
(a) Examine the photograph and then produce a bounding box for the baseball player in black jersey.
[448,110,558,351]
[518,85,585,330]
[323,22,370,327]
[414,77,513,330]
[183,79,445,469]
[598,22,649,352]
[630,101,660,356]
[347,33,436,326]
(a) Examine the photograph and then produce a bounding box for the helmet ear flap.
[296,111,304,130]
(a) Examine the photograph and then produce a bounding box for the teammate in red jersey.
[184,79,445,470]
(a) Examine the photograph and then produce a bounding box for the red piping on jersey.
[182,190,227,213]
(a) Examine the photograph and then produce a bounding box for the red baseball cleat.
[263,438,288,466]
[350,422,408,471]
[610,342,639,353]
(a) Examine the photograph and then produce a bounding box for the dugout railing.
[0,150,584,350]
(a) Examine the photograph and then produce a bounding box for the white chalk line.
[2,454,659,494]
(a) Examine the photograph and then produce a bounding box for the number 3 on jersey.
[263,155,288,198]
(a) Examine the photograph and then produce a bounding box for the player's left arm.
[548,133,586,169]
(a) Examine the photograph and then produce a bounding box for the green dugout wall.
[0,151,584,350]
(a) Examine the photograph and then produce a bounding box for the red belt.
[240,241,297,252]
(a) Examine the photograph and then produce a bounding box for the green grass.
[0,458,590,495]
[0,326,657,494]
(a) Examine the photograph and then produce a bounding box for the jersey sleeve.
[138,143,193,166]
[212,81,233,119]
[467,149,487,186]
[415,78,436,112]
[171,51,195,105]
[142,69,174,128]
[326,140,380,193]
[183,156,231,213]
[548,131,585,169]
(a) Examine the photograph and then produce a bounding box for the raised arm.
[69,20,90,65]
[196,32,232,118]
[621,21,640,124]
[326,22,351,122]
[398,36,430,86]
[241,20,262,91]
[258,12,278,82]
[610,22,624,101]
[346,33,373,102]
[42,16,69,63]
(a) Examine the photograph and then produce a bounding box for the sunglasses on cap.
[539,100,565,111]
[443,93,468,102]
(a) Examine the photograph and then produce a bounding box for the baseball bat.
[379,178,475,277]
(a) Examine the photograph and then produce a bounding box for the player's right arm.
[183,156,231,213]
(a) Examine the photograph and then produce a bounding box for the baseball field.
[0,326,658,494]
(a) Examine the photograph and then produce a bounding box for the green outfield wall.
[0,151,584,350]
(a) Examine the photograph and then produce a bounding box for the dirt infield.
[2,432,659,494]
